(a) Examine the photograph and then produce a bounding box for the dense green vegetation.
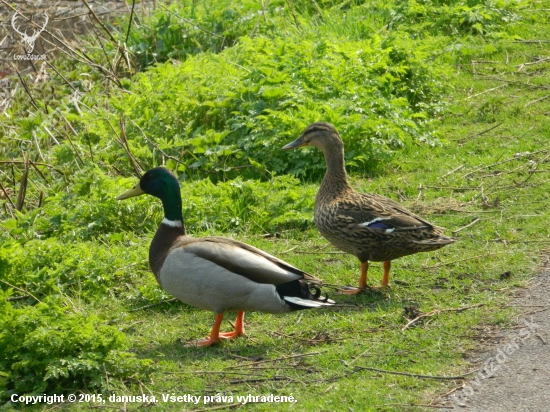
[1,0,549,409]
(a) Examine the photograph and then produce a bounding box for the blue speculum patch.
[367,221,391,230]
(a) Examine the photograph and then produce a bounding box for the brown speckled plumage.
[283,122,454,292]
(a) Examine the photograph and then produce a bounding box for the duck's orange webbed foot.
[184,336,220,347]
[219,311,245,340]
[338,285,366,295]
[184,312,245,347]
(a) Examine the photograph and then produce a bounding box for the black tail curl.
[276,279,333,310]
[308,285,332,304]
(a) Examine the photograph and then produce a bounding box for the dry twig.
[0,279,42,303]
[466,84,506,99]
[130,298,178,312]
[452,217,481,235]
[356,365,480,380]
[457,122,502,144]
[422,253,502,270]
[225,352,322,369]
[525,94,550,107]
[402,304,484,331]
[441,164,465,179]
[188,403,244,412]
[15,157,29,211]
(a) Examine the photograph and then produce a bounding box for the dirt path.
[442,261,550,410]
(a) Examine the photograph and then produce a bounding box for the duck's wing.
[332,192,436,233]
[171,236,321,285]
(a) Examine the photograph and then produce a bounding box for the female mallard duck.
[117,167,334,347]
[282,122,454,294]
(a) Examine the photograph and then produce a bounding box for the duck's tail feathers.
[283,296,335,308]
[415,236,455,246]
[276,279,335,310]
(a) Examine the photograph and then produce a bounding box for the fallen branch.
[513,40,549,43]
[458,122,502,143]
[440,164,465,179]
[478,76,550,90]
[7,295,29,301]
[424,185,481,191]
[0,181,16,210]
[452,217,481,235]
[280,245,299,254]
[229,375,304,385]
[0,279,41,303]
[188,403,245,412]
[224,352,322,369]
[356,366,479,380]
[402,304,484,331]
[466,85,506,100]
[422,252,502,270]
[130,298,178,312]
[525,94,550,107]
[378,403,453,409]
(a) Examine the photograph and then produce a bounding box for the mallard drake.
[117,167,334,347]
[282,122,455,294]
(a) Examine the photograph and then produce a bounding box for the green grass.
[1,0,550,410]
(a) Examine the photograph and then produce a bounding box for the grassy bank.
[1,0,549,410]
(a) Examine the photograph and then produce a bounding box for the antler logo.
[11,11,49,54]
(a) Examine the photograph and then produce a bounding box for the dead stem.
[188,403,244,412]
[457,122,503,144]
[440,164,465,179]
[402,304,484,331]
[452,217,481,235]
[81,0,118,44]
[58,114,85,167]
[224,352,322,369]
[15,157,29,211]
[355,366,480,380]
[229,375,305,385]
[525,93,550,107]
[128,118,188,168]
[15,69,39,110]
[0,278,42,303]
[466,85,506,100]
[422,253,502,270]
[130,298,178,312]
[0,181,16,210]
[378,403,453,409]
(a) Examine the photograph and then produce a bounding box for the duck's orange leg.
[339,261,369,295]
[185,313,225,347]
[218,311,245,340]
[368,261,391,289]
[381,261,391,288]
